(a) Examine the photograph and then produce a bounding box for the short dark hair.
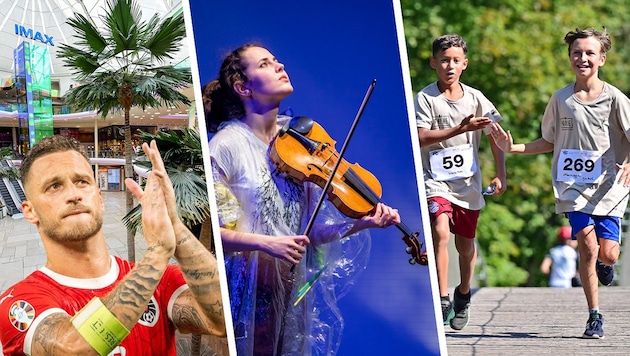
[20,135,90,186]
[564,27,611,55]
[432,34,468,57]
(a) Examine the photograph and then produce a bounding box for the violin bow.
[291,79,376,276]
[303,79,376,236]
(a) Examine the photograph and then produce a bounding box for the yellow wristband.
[70,297,130,356]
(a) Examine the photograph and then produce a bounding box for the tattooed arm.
[171,223,227,336]
[142,140,227,337]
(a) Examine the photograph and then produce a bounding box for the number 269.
[562,158,594,172]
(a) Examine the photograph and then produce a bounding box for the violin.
[270,116,428,266]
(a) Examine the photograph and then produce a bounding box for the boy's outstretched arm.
[490,123,553,154]
[488,133,507,196]
[418,114,492,147]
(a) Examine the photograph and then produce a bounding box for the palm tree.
[57,0,192,261]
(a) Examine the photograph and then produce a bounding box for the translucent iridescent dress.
[208,117,370,356]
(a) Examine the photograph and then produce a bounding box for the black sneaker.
[582,313,605,339]
[441,296,454,325]
[450,286,471,330]
[596,260,614,286]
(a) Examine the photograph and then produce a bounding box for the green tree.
[57,0,191,262]
[401,0,630,286]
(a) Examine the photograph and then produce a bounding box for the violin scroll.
[402,232,428,265]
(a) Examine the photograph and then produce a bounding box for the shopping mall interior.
[0,0,195,200]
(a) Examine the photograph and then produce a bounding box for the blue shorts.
[566,212,621,243]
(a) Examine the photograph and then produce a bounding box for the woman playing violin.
[203,44,400,356]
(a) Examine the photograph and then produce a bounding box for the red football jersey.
[0,256,187,355]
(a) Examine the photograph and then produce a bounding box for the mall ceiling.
[0,0,195,130]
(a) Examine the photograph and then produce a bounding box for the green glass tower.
[14,41,53,154]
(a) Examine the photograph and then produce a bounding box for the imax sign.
[14,24,54,46]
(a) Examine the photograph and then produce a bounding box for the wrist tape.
[70,297,130,356]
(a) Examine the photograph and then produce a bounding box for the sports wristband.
[70,297,130,356]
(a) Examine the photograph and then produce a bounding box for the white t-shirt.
[547,244,578,288]
[416,82,503,210]
[541,82,630,217]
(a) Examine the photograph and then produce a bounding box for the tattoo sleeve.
[101,250,171,326]
[172,223,226,336]
[30,250,172,355]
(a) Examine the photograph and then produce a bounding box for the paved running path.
[445,286,630,355]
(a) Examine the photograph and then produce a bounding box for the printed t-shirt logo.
[435,115,450,130]
[560,117,573,130]
[9,300,35,331]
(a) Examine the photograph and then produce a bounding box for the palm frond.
[104,0,142,53]
[122,128,209,234]
[63,74,123,116]
[65,13,108,54]
[146,129,203,168]
[57,42,102,78]
[121,204,143,235]
[142,12,187,61]
[0,148,19,180]
[168,167,210,226]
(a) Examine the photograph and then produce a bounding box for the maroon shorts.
[427,196,479,239]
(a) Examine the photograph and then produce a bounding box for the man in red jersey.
[0,135,226,355]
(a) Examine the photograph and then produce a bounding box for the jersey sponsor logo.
[9,300,35,332]
[137,297,159,327]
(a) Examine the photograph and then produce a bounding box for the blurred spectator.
[540,226,580,288]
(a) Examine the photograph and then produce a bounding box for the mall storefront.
[0,124,160,192]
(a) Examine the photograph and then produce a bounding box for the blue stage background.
[185,0,443,354]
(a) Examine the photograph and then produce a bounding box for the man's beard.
[40,205,104,243]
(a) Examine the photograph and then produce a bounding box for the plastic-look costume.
[208,116,371,356]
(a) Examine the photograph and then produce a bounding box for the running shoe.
[441,297,454,325]
[582,313,605,339]
[596,260,614,286]
[450,286,471,330]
